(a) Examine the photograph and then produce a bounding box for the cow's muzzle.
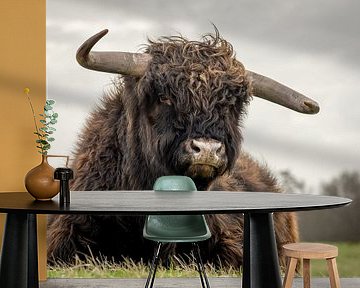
[178,138,227,180]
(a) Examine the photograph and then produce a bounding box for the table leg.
[242,213,282,288]
[0,213,39,288]
[28,213,39,287]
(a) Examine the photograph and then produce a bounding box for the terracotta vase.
[25,154,60,201]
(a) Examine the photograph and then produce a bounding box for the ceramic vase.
[25,154,60,201]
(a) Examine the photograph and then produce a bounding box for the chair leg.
[303,259,311,288]
[283,257,298,288]
[327,258,341,288]
[193,243,210,288]
[193,243,205,288]
[145,242,162,288]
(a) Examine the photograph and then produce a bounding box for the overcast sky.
[46,0,360,192]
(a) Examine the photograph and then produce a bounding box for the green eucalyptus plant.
[24,88,58,155]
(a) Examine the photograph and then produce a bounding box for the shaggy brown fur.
[47,30,298,269]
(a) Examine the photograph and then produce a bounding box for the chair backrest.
[153,175,197,192]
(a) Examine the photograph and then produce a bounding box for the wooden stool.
[283,243,341,288]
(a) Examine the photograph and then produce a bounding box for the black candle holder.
[54,168,74,206]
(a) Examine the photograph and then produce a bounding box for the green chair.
[143,176,211,288]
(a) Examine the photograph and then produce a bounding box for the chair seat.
[143,214,211,242]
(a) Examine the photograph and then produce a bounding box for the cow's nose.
[185,138,225,159]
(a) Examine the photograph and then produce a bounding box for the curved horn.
[245,71,320,114]
[76,29,152,76]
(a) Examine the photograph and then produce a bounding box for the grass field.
[48,242,360,278]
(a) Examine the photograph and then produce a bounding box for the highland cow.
[47,28,319,269]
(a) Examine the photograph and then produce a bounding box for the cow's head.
[76,29,319,188]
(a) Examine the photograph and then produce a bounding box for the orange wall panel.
[0,0,47,281]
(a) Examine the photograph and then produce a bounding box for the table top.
[0,191,351,215]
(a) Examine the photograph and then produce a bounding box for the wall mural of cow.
[47,28,319,269]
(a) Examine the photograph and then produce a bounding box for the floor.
[40,277,360,288]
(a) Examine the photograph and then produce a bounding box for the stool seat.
[283,242,338,259]
[282,242,341,288]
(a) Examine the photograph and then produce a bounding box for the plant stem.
[25,91,44,154]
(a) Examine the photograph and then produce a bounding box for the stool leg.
[303,259,311,288]
[283,257,298,288]
[327,258,341,288]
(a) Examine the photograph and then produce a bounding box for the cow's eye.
[159,95,172,106]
